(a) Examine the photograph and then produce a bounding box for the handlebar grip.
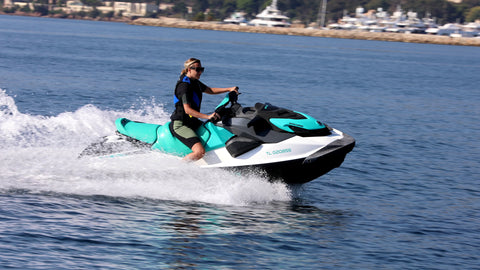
[229,91,239,103]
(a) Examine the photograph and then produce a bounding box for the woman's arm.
[205,86,239,94]
[183,103,218,120]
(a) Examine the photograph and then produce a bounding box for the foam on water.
[0,89,291,205]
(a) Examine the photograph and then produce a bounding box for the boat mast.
[317,0,327,28]
[271,0,278,9]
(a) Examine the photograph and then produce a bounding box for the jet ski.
[79,92,355,184]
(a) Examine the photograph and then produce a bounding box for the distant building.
[66,1,93,12]
[4,0,13,8]
[5,0,157,17]
[95,2,158,17]
[7,0,35,10]
[113,2,157,17]
[159,3,174,11]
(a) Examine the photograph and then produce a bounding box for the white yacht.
[249,0,290,27]
[436,23,462,36]
[462,22,480,37]
[428,22,479,37]
[223,11,248,25]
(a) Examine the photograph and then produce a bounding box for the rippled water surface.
[1,15,479,269]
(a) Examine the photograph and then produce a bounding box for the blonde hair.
[181,58,201,75]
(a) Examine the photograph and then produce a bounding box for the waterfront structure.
[317,0,327,27]
[65,1,92,13]
[326,5,479,37]
[6,0,157,16]
[109,2,157,17]
[328,6,432,33]
[3,0,13,8]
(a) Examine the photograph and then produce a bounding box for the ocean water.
[1,15,479,269]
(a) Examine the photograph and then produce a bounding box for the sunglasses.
[190,66,205,72]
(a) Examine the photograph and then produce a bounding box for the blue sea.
[1,15,479,269]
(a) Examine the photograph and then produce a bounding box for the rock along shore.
[132,17,480,47]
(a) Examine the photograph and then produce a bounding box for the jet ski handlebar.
[210,91,240,124]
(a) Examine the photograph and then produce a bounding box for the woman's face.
[187,63,204,80]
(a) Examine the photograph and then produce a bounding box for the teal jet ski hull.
[115,118,235,157]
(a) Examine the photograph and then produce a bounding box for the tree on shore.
[34,4,49,16]
[81,0,103,7]
[466,6,480,21]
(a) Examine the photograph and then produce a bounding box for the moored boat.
[249,0,290,27]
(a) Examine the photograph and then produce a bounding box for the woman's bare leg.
[183,142,205,161]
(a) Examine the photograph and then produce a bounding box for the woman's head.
[181,58,204,79]
[182,58,202,75]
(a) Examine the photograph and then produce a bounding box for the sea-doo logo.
[288,122,303,128]
[266,148,291,156]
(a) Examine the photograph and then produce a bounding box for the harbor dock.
[132,17,480,47]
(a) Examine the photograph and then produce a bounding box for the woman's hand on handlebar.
[208,112,220,121]
[230,86,239,93]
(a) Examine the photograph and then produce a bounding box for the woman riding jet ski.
[169,58,240,161]
[79,91,355,184]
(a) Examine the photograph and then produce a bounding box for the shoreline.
[2,13,479,47]
[0,12,132,23]
[132,17,480,47]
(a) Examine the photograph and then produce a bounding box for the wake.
[0,89,291,206]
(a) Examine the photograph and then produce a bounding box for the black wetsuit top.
[170,74,208,128]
